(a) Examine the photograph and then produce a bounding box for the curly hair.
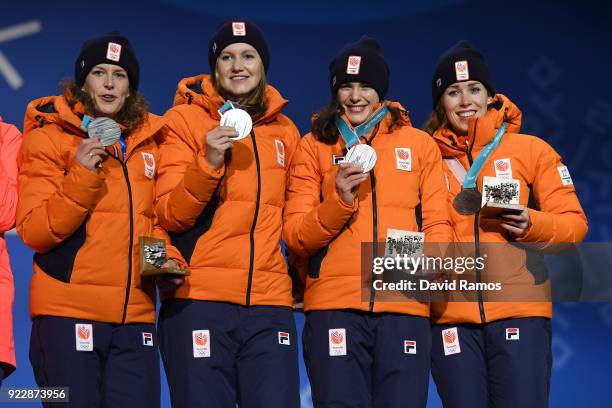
[60,79,149,135]
[311,99,406,145]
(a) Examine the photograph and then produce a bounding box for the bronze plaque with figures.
[139,237,190,277]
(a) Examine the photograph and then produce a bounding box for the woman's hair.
[422,100,447,136]
[61,79,148,135]
[212,60,269,123]
[311,98,405,145]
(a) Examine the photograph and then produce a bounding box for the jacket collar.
[173,74,288,124]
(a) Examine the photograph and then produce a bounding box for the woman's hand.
[153,259,185,292]
[499,208,530,237]
[75,138,107,172]
[336,163,368,205]
[204,126,238,170]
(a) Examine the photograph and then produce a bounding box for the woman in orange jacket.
[17,33,182,407]
[424,41,588,408]
[155,21,301,408]
[283,36,453,408]
[0,117,21,388]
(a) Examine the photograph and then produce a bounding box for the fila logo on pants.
[506,328,520,340]
[404,340,417,355]
[278,331,291,346]
[142,332,154,347]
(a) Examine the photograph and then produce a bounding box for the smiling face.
[336,82,380,126]
[441,80,492,136]
[215,42,263,97]
[82,63,130,118]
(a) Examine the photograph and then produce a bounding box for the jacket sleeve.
[0,122,22,232]
[151,218,188,269]
[517,138,588,246]
[0,260,15,375]
[419,135,454,243]
[16,128,106,253]
[283,135,357,257]
[155,108,224,233]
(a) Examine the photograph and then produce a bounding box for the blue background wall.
[2,0,611,406]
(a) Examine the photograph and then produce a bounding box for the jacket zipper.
[366,139,378,312]
[466,119,487,324]
[245,130,261,306]
[118,156,134,324]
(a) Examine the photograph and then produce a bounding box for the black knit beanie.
[208,21,270,73]
[329,36,390,99]
[75,32,140,90]
[431,40,494,108]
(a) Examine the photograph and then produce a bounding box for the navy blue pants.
[158,299,300,408]
[29,316,160,408]
[303,310,431,408]
[431,317,552,408]
[0,364,4,388]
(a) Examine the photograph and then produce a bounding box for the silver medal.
[87,117,121,146]
[344,144,377,173]
[220,108,252,140]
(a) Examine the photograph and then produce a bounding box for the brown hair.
[61,79,148,135]
[422,99,447,136]
[212,59,269,123]
[311,99,405,145]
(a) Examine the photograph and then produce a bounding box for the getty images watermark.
[357,240,607,303]
[371,253,503,293]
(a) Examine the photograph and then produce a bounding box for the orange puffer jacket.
[431,94,588,324]
[17,95,183,324]
[0,117,20,378]
[283,102,453,316]
[155,75,300,307]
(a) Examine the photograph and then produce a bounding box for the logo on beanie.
[212,42,218,54]
[232,22,246,36]
[436,78,442,88]
[346,56,362,75]
[106,42,122,62]
[455,60,469,81]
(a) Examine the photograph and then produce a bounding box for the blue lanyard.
[80,115,92,131]
[218,100,234,115]
[463,122,507,189]
[335,105,389,148]
[119,137,127,161]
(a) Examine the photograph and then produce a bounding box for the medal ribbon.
[80,115,92,131]
[218,100,235,115]
[462,122,506,189]
[119,137,127,161]
[335,105,389,148]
